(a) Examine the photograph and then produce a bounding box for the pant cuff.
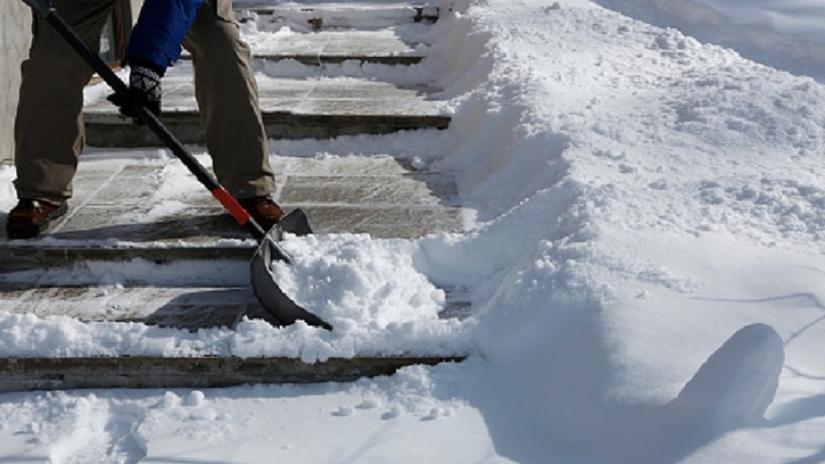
[13,185,70,205]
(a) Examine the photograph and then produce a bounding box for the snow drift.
[412,0,825,461]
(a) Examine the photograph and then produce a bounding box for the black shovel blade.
[278,208,314,237]
[249,209,334,331]
[258,208,314,241]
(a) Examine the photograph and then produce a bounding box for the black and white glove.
[108,64,162,124]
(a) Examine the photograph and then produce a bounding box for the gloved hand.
[107,64,162,124]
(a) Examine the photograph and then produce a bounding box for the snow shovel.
[23,0,333,330]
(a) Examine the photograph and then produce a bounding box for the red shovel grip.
[211,187,251,225]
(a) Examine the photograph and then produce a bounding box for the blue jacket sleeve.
[126,0,204,74]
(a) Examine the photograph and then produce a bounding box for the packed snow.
[271,234,447,330]
[0,360,508,463]
[4,0,825,461]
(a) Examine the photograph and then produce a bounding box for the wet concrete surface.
[0,156,464,246]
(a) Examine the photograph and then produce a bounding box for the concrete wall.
[0,3,32,164]
[129,0,144,24]
[0,1,143,164]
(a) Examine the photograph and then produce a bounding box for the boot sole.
[6,203,69,240]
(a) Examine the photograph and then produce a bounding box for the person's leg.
[183,0,275,199]
[14,0,118,204]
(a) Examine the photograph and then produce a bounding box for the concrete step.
[0,284,473,328]
[84,75,449,147]
[0,356,463,392]
[0,245,253,272]
[184,30,426,65]
[0,156,466,269]
[236,2,440,29]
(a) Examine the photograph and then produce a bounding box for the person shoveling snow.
[9,0,331,329]
[7,0,282,239]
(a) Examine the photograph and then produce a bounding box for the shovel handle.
[25,0,268,241]
[21,0,51,16]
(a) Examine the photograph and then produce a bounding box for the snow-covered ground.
[3,0,825,461]
[595,0,825,81]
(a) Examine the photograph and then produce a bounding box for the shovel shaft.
[21,0,50,16]
[29,2,267,241]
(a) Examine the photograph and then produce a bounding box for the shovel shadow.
[142,288,283,331]
[47,213,243,242]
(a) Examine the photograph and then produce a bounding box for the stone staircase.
[236,2,440,29]
[85,3,449,147]
[0,2,469,391]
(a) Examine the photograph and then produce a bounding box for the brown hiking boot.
[6,199,68,239]
[238,196,285,231]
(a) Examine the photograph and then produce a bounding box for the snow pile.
[271,235,445,330]
[0,251,469,360]
[402,0,825,460]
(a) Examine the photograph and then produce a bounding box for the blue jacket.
[126,0,204,73]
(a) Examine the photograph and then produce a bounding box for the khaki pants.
[14,0,275,203]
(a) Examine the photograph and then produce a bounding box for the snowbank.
[411,0,825,460]
[272,235,446,330]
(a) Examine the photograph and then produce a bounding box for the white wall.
[129,0,144,24]
[0,3,33,164]
[0,1,143,164]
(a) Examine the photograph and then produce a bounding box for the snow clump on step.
[270,234,446,330]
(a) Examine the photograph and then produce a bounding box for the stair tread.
[0,156,466,268]
[0,356,464,391]
[183,29,426,63]
[86,75,446,117]
[0,284,472,328]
